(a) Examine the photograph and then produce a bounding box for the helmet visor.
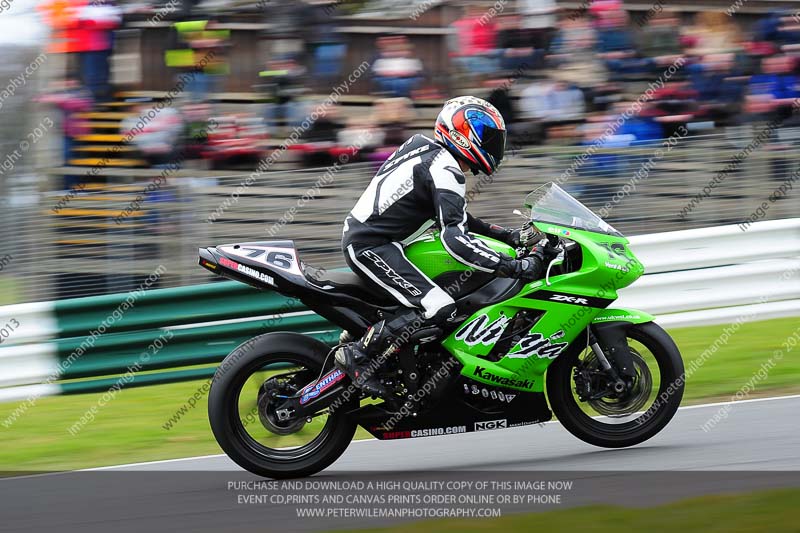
[480,126,507,166]
[468,111,506,167]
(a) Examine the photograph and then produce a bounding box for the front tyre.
[546,321,684,448]
[208,332,357,478]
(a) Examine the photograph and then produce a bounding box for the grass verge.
[347,488,800,532]
[0,317,798,472]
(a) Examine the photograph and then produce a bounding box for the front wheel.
[546,321,684,448]
[208,332,357,478]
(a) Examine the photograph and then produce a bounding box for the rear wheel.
[546,321,684,448]
[208,332,357,478]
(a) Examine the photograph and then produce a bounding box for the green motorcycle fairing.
[404,223,649,394]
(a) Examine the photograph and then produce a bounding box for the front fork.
[577,322,638,398]
[591,322,637,378]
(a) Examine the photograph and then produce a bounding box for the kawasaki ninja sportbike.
[200,182,684,478]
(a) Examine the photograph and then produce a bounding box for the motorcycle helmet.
[434,96,507,176]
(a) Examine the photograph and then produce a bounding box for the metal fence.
[3,125,800,304]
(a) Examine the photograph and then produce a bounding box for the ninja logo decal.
[507,332,568,360]
[455,313,510,346]
[456,313,568,360]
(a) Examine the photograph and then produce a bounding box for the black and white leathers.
[342,134,514,319]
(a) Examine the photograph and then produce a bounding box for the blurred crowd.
[34,0,800,173]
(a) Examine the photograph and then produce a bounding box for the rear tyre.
[546,321,684,448]
[208,332,357,478]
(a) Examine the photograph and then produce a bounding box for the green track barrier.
[54,281,307,338]
[57,313,335,379]
[59,362,299,395]
[1,281,342,397]
[60,367,217,395]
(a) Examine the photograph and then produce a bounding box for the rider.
[335,96,549,394]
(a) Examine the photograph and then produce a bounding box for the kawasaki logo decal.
[473,366,535,390]
[507,332,568,360]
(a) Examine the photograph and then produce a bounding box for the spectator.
[548,15,606,86]
[182,103,214,161]
[594,8,653,78]
[572,115,630,206]
[291,104,344,166]
[298,0,346,88]
[613,101,665,191]
[38,79,93,186]
[745,55,800,120]
[646,82,699,135]
[358,96,412,165]
[638,13,684,65]
[338,115,380,152]
[486,78,517,127]
[520,77,585,142]
[166,20,230,104]
[73,0,121,102]
[518,0,558,50]
[259,56,308,133]
[496,14,542,72]
[588,0,624,26]
[596,10,636,60]
[745,55,800,183]
[616,102,664,145]
[452,5,501,77]
[121,102,184,168]
[776,12,800,51]
[684,12,743,56]
[372,97,414,148]
[752,12,785,49]
[372,36,424,98]
[689,53,746,126]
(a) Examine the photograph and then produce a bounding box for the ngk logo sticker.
[475,419,507,431]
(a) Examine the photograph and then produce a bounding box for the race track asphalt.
[3,395,799,532]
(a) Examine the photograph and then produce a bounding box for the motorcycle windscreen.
[524,182,623,237]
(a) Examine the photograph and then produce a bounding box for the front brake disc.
[588,348,652,417]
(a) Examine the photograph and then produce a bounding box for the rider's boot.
[334,309,446,397]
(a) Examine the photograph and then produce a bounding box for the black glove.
[506,223,539,249]
[530,241,561,262]
[496,252,545,282]
[506,229,523,248]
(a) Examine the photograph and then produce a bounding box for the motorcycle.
[199,182,684,478]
